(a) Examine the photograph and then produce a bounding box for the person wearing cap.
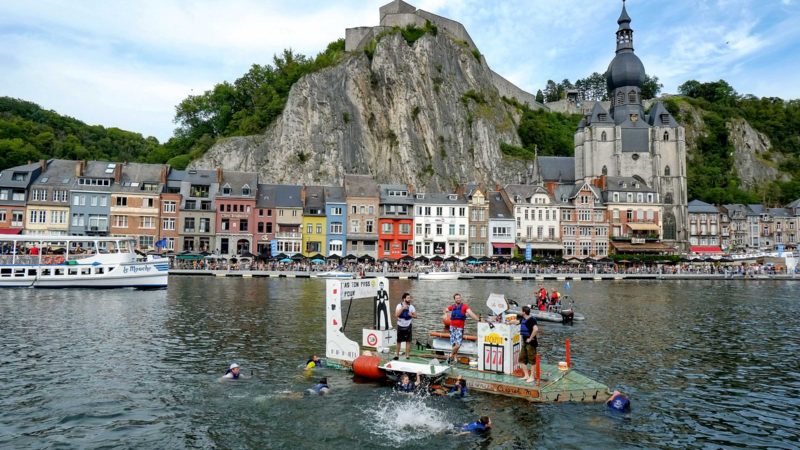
[222,363,241,380]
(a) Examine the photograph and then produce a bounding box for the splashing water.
[361,393,453,444]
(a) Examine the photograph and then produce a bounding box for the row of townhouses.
[688,200,800,254]
[4,160,797,259]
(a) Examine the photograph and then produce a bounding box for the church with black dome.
[573,0,688,248]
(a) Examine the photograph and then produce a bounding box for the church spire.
[616,0,634,53]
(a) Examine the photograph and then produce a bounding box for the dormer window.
[448,194,457,200]
[221,184,231,195]
[242,184,251,196]
[415,193,424,199]
[660,114,670,125]
[11,172,27,181]
[598,113,607,122]
[515,195,521,203]
[616,91,624,105]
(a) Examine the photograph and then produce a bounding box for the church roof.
[647,102,678,127]
[617,1,632,30]
[537,157,575,183]
[587,102,613,126]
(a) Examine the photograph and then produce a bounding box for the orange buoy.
[442,316,451,328]
[352,355,384,380]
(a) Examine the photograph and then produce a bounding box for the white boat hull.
[418,272,461,280]
[316,271,353,279]
[0,260,169,289]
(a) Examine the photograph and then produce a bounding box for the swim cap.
[230,363,240,370]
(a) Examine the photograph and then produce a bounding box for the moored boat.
[417,270,460,280]
[0,235,168,289]
[316,270,353,279]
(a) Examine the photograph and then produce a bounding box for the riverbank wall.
[169,270,799,281]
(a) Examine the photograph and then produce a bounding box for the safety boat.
[0,235,169,289]
[509,297,586,324]
[322,278,611,403]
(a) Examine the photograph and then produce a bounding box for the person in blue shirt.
[606,390,631,412]
[460,416,491,434]
[308,377,330,395]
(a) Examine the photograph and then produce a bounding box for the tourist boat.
[316,270,353,279]
[0,235,169,289]
[417,267,460,280]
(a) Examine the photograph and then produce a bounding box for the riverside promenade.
[168,269,799,281]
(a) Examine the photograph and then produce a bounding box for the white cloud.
[1,0,798,141]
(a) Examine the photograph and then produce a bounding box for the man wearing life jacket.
[518,306,539,383]
[306,355,321,369]
[396,371,420,393]
[550,289,561,307]
[443,293,481,364]
[537,285,548,307]
[394,293,417,360]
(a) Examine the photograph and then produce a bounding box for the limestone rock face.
[727,118,790,189]
[192,32,524,190]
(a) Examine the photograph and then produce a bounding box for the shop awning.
[690,245,723,254]
[491,243,515,249]
[519,242,563,250]
[0,228,23,235]
[611,241,673,253]
[176,254,203,260]
[626,223,661,231]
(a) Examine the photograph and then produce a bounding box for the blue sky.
[1,0,798,142]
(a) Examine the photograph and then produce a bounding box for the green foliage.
[172,39,346,158]
[460,89,486,106]
[471,49,481,63]
[517,108,581,157]
[0,97,167,170]
[673,80,800,204]
[342,112,350,124]
[535,90,544,103]
[641,74,663,100]
[400,21,437,45]
[411,106,421,120]
[500,143,533,159]
[545,72,661,103]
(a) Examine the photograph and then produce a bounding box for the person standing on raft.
[443,293,480,364]
[518,306,539,383]
[394,293,417,360]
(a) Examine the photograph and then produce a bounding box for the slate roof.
[115,163,166,193]
[413,192,466,205]
[605,176,655,193]
[688,199,720,214]
[324,186,346,204]
[26,160,73,189]
[586,102,613,127]
[379,184,413,205]
[274,184,302,208]
[647,102,678,127]
[768,208,790,218]
[0,161,41,189]
[256,184,277,208]
[747,204,766,216]
[537,157,575,183]
[488,191,512,220]
[502,184,549,203]
[217,171,257,198]
[344,174,379,198]
[304,186,326,213]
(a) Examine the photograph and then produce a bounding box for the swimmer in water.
[305,355,322,369]
[308,377,330,395]
[396,372,421,393]
[459,416,491,434]
[606,390,631,412]
[221,363,241,380]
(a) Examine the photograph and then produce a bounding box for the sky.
[1,0,799,142]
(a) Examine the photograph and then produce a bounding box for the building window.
[663,213,677,240]
[163,201,176,213]
[664,166,671,176]
[351,220,359,233]
[331,207,342,215]
[382,223,393,234]
[628,91,637,103]
[663,131,669,141]
[141,216,155,229]
[163,218,175,230]
[366,220,374,233]
[116,197,127,206]
[665,193,673,204]
[616,91,624,105]
[114,215,128,227]
[399,223,410,234]
[601,131,607,142]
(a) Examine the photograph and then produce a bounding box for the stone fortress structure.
[346,0,545,110]
[572,1,688,248]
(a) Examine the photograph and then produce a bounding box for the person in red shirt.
[442,293,480,364]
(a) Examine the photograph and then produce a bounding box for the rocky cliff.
[191,31,526,190]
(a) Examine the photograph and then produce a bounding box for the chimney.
[39,159,47,173]
[114,163,122,183]
[300,185,307,204]
[160,165,169,184]
[216,167,223,183]
[75,160,86,177]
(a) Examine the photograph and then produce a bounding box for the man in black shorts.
[394,293,417,359]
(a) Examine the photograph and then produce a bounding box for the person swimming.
[222,363,241,380]
[459,416,491,434]
[306,355,322,369]
[395,372,421,393]
[606,390,631,412]
[308,377,330,395]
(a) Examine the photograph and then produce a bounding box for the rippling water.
[1,278,798,449]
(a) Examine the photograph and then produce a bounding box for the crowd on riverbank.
[170,259,793,276]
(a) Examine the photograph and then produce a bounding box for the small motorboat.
[316,271,354,279]
[508,297,585,324]
[417,271,460,280]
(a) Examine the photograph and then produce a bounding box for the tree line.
[535,73,663,103]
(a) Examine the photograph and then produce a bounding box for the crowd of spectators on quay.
[168,254,795,276]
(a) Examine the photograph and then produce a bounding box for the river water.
[1,277,798,449]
